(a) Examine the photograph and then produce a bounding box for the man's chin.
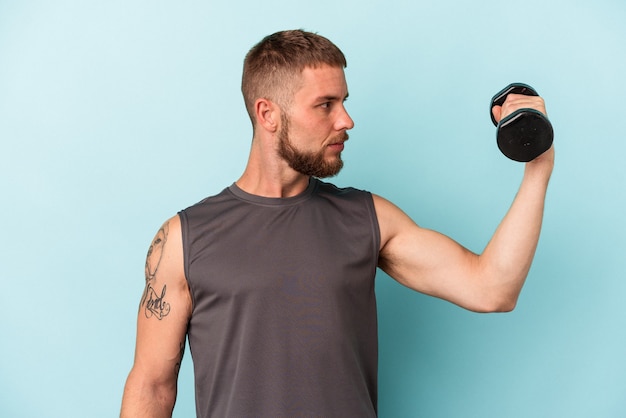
[313,160,343,178]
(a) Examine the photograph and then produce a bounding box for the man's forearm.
[121,371,176,418]
[479,156,554,309]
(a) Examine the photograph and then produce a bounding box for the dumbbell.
[490,83,553,162]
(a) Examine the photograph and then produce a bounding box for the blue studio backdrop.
[1,1,625,417]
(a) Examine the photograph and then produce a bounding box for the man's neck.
[235,131,314,198]
[236,167,311,198]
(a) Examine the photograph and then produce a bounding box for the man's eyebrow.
[316,93,350,102]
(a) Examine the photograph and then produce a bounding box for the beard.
[277,114,346,178]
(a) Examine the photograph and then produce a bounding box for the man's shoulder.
[313,179,377,220]
[179,185,233,212]
[314,178,371,197]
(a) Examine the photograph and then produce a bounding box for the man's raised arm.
[376,93,554,312]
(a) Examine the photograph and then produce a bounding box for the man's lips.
[328,142,345,151]
[328,133,349,151]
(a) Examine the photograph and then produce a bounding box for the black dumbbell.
[490,83,553,162]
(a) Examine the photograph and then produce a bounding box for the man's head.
[241,29,347,126]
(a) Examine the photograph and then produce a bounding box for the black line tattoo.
[144,284,171,319]
[145,222,169,283]
[140,222,171,319]
[175,340,185,374]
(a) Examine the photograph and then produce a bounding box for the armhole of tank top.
[364,192,381,267]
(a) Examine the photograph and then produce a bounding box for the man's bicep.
[374,194,480,303]
[133,215,192,381]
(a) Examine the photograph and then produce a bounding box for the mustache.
[331,132,349,144]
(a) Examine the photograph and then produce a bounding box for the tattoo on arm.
[175,340,185,374]
[144,284,171,319]
[145,222,169,283]
[140,222,171,320]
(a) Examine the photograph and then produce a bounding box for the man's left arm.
[376,94,554,312]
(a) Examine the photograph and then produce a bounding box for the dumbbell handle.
[490,83,539,126]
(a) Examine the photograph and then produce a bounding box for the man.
[121,30,554,417]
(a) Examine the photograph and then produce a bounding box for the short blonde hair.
[241,30,347,125]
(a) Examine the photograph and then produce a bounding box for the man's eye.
[320,102,330,109]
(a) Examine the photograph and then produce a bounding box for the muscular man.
[121,29,554,417]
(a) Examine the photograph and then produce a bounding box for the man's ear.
[254,98,279,133]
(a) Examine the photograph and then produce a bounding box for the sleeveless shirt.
[179,178,380,417]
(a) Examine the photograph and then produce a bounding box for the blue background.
[1,1,625,417]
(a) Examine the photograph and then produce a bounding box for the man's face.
[277,65,354,178]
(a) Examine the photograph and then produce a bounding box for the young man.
[121,29,554,417]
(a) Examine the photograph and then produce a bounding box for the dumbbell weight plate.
[497,108,554,162]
